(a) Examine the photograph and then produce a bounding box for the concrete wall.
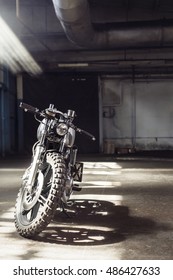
[100,76,173,153]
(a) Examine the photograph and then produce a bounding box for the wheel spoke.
[42,182,51,194]
[30,202,40,221]
[22,209,30,215]
[38,194,47,206]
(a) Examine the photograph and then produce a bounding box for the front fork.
[25,144,45,193]
[70,146,78,166]
[25,120,48,193]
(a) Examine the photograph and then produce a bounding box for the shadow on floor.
[33,199,167,246]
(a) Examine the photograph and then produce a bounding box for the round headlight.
[56,123,68,136]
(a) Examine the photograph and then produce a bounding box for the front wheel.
[14,152,66,238]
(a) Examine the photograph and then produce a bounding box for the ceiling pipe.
[52,0,173,49]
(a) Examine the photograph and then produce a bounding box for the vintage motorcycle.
[14,102,95,238]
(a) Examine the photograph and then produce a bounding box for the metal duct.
[52,0,173,49]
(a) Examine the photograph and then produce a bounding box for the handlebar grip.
[20,102,39,114]
[78,128,96,141]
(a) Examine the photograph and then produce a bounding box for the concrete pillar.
[0,66,10,157]
[0,66,4,156]
[17,74,24,152]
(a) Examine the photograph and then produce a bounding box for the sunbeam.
[0,16,42,75]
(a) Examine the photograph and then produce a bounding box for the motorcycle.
[14,102,95,238]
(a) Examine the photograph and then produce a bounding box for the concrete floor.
[0,154,173,260]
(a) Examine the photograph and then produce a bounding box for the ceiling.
[1,0,173,76]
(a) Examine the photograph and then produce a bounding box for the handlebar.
[20,102,96,141]
[20,102,65,118]
[77,128,96,141]
[20,102,40,115]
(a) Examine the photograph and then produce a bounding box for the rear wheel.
[14,152,66,238]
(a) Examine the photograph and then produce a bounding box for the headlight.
[56,123,68,136]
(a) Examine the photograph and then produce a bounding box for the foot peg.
[72,185,82,192]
